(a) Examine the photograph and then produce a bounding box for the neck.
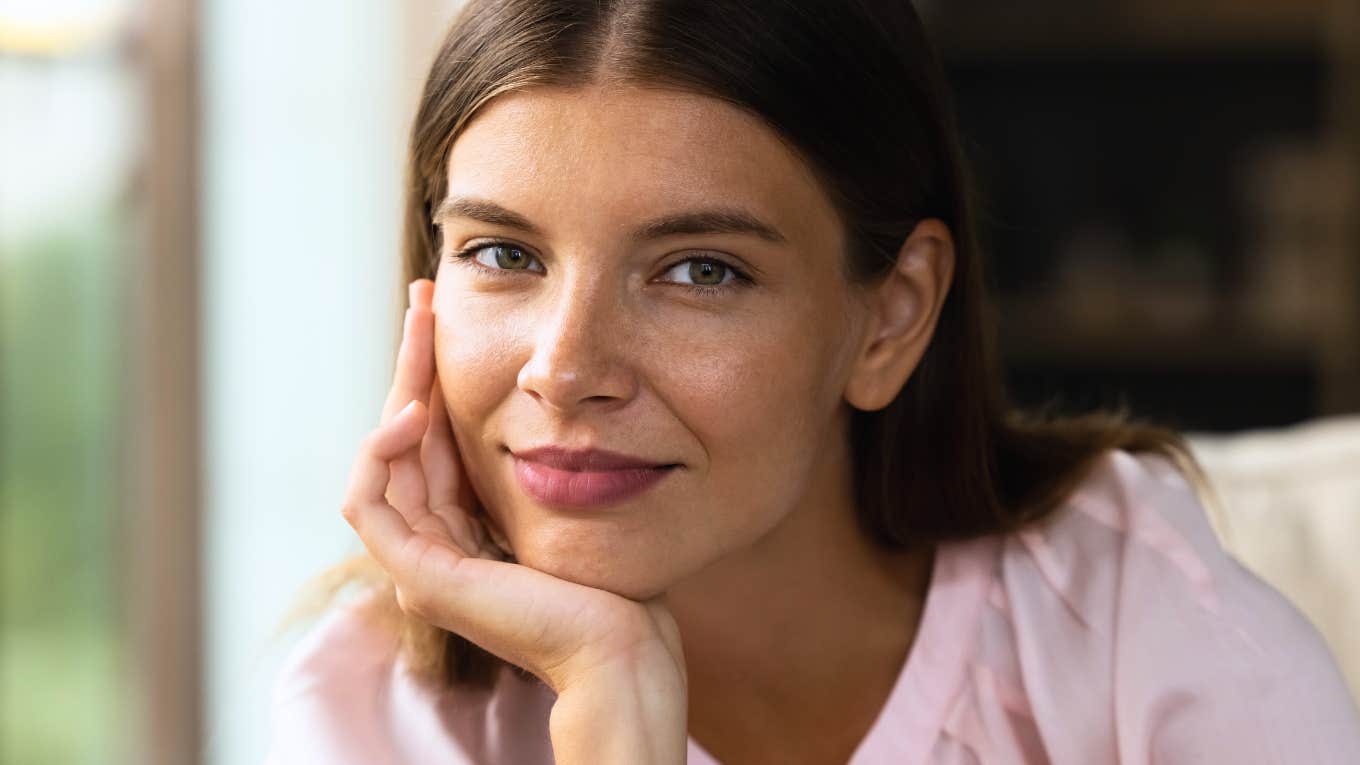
[666,426,935,763]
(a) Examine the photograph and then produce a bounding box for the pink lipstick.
[510,446,679,508]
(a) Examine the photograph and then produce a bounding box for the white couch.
[1187,415,1360,707]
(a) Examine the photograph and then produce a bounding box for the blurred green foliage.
[1,208,128,764]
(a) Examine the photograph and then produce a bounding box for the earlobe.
[843,219,955,412]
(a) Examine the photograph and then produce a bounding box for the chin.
[514,531,676,602]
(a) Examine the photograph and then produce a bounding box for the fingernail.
[399,399,418,418]
[408,280,420,307]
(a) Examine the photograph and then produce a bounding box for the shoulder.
[261,596,411,764]
[1002,448,1316,631]
[261,595,556,765]
[996,449,1231,637]
[996,448,1360,761]
[270,595,402,701]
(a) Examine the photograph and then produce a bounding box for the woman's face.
[433,84,870,600]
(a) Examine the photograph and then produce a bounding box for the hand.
[340,279,688,710]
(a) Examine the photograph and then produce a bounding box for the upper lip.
[511,446,676,471]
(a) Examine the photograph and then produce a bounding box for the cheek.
[668,340,807,448]
[435,327,500,420]
[431,304,526,521]
[672,308,833,449]
[660,316,837,521]
[432,291,533,420]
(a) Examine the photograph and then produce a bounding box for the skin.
[346,83,954,764]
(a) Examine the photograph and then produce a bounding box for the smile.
[511,457,679,508]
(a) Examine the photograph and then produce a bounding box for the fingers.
[422,374,459,506]
[384,280,436,511]
[427,504,492,559]
[342,400,461,572]
[420,381,477,554]
[423,380,506,559]
[347,399,427,507]
[381,280,436,424]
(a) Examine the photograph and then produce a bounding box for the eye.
[449,241,545,274]
[657,257,755,295]
[448,240,755,296]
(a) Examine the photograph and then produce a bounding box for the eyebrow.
[433,195,788,245]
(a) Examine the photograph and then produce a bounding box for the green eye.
[661,257,743,291]
[688,260,728,286]
[451,242,545,273]
[491,244,533,269]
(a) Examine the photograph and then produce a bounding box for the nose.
[516,281,638,415]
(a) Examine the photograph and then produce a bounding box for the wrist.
[548,656,688,765]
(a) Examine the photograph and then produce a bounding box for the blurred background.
[0,0,1356,763]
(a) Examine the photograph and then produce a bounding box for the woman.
[263,0,1360,762]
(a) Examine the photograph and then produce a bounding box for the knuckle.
[359,429,383,455]
[394,585,431,620]
[393,586,415,615]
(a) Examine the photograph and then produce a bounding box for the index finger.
[381,279,436,423]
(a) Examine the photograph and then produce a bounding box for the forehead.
[444,85,841,247]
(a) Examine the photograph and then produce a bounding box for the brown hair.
[285,0,1210,691]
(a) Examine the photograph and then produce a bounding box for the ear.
[843,218,955,412]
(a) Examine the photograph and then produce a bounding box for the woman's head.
[406,0,984,584]
[367,0,1194,687]
[429,82,954,599]
[406,0,971,600]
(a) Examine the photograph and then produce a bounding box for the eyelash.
[447,239,756,297]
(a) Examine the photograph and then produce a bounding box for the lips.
[508,446,680,508]
[511,446,677,471]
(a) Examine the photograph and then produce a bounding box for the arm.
[549,643,689,765]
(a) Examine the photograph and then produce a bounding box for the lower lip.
[512,457,675,508]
